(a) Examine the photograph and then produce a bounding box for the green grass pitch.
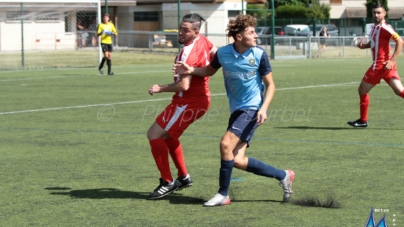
[0,54,403,226]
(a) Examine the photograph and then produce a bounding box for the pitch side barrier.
[115,31,403,60]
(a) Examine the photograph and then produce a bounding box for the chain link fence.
[0,1,100,70]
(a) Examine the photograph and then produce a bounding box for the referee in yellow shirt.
[97,14,117,75]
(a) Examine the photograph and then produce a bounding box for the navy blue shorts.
[227,109,259,147]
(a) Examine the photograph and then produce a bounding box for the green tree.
[275,4,307,18]
[247,3,271,21]
[365,0,389,19]
[274,0,310,8]
[306,0,331,19]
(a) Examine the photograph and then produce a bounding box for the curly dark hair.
[226,14,257,40]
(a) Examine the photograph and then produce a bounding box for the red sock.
[149,138,172,182]
[165,137,187,177]
[359,94,369,122]
[400,90,404,99]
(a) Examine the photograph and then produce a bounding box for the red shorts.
[155,100,210,139]
[363,63,400,85]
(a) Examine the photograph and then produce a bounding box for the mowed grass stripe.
[0,82,359,115]
[1,126,403,148]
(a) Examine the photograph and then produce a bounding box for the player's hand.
[383,60,395,70]
[173,61,194,75]
[256,110,267,126]
[356,38,368,49]
[148,84,162,95]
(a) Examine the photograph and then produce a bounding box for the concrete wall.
[0,13,76,51]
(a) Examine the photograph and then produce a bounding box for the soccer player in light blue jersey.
[173,14,295,207]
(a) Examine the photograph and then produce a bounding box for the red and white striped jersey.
[172,35,214,103]
[368,21,400,69]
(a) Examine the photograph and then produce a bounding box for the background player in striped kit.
[146,13,217,200]
[348,4,404,128]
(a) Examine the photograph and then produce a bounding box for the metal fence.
[114,31,403,60]
[256,18,404,36]
[1,30,403,70]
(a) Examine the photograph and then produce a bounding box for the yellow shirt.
[97,22,117,44]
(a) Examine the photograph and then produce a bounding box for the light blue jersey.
[210,44,272,113]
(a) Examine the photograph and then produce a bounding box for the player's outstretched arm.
[148,75,192,95]
[257,72,275,126]
[357,38,371,49]
[210,46,218,60]
[173,61,218,77]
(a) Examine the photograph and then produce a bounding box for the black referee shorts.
[101,43,113,53]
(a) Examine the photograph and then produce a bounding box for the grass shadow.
[290,196,341,209]
[45,187,204,205]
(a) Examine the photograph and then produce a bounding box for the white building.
[0,0,402,51]
[320,0,404,20]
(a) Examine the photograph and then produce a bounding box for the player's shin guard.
[246,157,286,181]
[359,93,369,122]
[165,137,187,177]
[149,138,172,182]
[400,90,404,99]
[107,59,111,74]
[218,159,234,196]
[99,57,106,70]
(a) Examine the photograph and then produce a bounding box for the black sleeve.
[209,52,221,69]
[258,50,272,76]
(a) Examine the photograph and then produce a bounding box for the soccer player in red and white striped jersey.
[348,4,404,128]
[146,13,216,199]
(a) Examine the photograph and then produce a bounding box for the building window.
[6,11,32,22]
[228,10,241,18]
[134,12,159,22]
[35,12,61,22]
[8,11,62,22]
[329,0,342,5]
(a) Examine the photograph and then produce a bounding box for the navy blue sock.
[246,157,286,181]
[218,159,234,196]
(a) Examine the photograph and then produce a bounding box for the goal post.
[0,0,102,70]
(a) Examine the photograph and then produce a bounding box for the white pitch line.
[0,70,169,82]
[0,97,173,115]
[0,75,92,82]
[0,82,359,115]
[276,82,359,90]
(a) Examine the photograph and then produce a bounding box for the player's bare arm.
[148,75,192,95]
[357,39,371,49]
[174,61,218,77]
[210,46,218,60]
[257,72,275,125]
[383,33,403,70]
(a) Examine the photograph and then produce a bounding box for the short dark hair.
[182,13,205,30]
[373,3,386,11]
